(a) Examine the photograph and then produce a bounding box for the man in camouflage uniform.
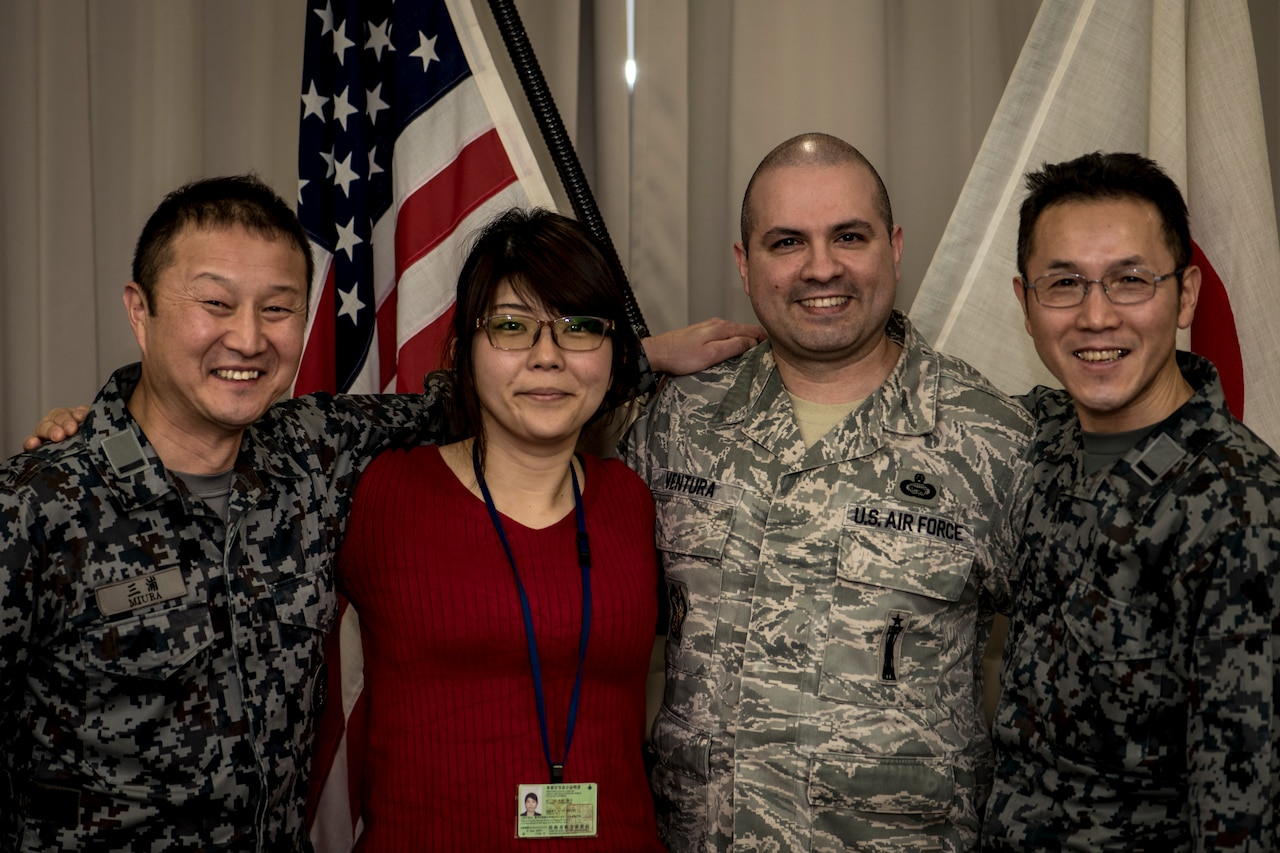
[983,152,1280,850]
[0,176,457,852]
[622,133,1033,852]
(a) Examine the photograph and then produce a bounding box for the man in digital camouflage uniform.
[0,175,460,851]
[983,152,1280,850]
[622,133,1034,852]
[0,176,761,852]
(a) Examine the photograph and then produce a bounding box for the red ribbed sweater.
[337,446,664,852]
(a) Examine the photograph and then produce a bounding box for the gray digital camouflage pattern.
[0,364,448,852]
[984,352,1280,851]
[621,312,1033,852]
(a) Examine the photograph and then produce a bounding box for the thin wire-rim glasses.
[1023,267,1184,308]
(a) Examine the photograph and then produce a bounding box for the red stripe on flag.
[1189,241,1246,420]
[395,307,456,393]
[296,263,339,395]
[393,127,517,279]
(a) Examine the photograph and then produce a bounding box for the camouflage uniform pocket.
[803,753,957,845]
[269,568,336,635]
[807,751,954,815]
[653,492,734,559]
[819,520,975,708]
[807,753,958,851]
[650,703,711,782]
[653,491,736,683]
[649,705,711,853]
[81,603,214,682]
[1061,578,1172,734]
[267,569,334,732]
[79,605,223,790]
[1062,578,1170,662]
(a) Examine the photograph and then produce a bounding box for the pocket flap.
[83,605,214,680]
[1063,578,1170,661]
[808,752,953,816]
[653,491,735,560]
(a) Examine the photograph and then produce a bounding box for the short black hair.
[1017,152,1191,278]
[132,174,313,313]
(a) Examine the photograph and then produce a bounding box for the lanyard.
[473,443,592,784]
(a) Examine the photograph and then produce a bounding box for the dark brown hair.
[447,208,642,464]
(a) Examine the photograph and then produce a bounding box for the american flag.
[295,1,554,847]
[295,0,554,395]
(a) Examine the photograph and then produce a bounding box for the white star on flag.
[333,218,360,261]
[312,1,333,37]
[411,32,439,72]
[300,81,328,121]
[333,154,359,197]
[331,87,358,131]
[366,83,389,124]
[337,284,364,324]
[366,19,392,61]
[332,20,355,64]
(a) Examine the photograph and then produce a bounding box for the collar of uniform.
[876,311,939,439]
[1033,350,1225,498]
[83,363,176,511]
[710,310,938,463]
[1115,350,1226,487]
[84,364,308,513]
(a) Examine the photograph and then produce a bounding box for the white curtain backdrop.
[3,0,1279,453]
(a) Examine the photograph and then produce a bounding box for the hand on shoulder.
[642,318,766,376]
[22,406,90,451]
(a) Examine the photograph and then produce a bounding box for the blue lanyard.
[472,443,592,784]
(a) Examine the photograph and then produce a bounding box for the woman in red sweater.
[335,209,666,851]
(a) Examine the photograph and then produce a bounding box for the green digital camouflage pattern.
[621,312,1033,852]
[984,353,1280,851]
[0,364,450,852]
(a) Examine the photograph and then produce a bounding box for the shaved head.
[740,133,893,250]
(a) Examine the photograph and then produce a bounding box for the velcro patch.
[1132,433,1186,485]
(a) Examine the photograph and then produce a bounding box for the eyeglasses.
[477,314,614,351]
[1023,267,1184,308]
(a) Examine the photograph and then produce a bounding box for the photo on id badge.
[514,782,598,838]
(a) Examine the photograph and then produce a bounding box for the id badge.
[515,783,598,838]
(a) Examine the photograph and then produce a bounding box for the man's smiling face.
[1016,197,1199,433]
[735,161,903,376]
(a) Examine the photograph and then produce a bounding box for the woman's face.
[472,279,613,456]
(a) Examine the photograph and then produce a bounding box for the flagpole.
[485,0,651,342]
